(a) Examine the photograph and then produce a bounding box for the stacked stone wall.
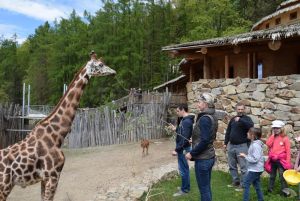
[186,74,300,169]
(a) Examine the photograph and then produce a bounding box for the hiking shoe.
[227,182,240,188]
[235,186,244,192]
[173,190,187,197]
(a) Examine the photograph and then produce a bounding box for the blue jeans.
[178,146,191,192]
[227,143,248,187]
[195,158,215,201]
[243,171,264,201]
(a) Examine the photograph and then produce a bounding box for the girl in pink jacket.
[265,120,291,194]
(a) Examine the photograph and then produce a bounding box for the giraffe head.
[86,59,116,77]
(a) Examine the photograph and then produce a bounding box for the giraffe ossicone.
[0,54,116,201]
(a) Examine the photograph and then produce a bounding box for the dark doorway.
[229,66,234,78]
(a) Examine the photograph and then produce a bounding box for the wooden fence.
[68,91,172,148]
[0,104,25,148]
[0,91,175,149]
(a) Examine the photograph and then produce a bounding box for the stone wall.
[186,74,300,168]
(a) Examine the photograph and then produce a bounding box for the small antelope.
[141,139,150,156]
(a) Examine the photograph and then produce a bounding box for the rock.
[274,111,290,120]
[252,91,265,101]
[225,105,234,113]
[250,101,261,107]
[277,104,292,112]
[295,91,300,98]
[249,115,259,124]
[271,97,288,104]
[289,98,300,106]
[209,80,219,88]
[262,109,274,114]
[291,107,300,114]
[223,85,237,95]
[261,102,276,110]
[278,90,295,98]
[228,95,239,102]
[288,74,300,80]
[251,108,262,116]
[239,99,251,106]
[291,114,300,121]
[238,93,250,99]
[260,119,272,126]
[266,89,276,98]
[289,81,300,90]
[221,98,232,106]
[263,114,277,121]
[212,88,222,95]
[278,81,288,89]
[257,84,268,92]
[224,79,236,85]
[236,84,247,93]
[246,83,257,92]
[295,121,300,127]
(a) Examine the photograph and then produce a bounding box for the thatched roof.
[277,0,300,10]
[153,75,186,90]
[252,2,300,30]
[162,23,300,51]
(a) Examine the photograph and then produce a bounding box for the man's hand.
[172,150,177,156]
[185,152,192,160]
[234,117,240,122]
[239,153,246,158]
[168,124,176,131]
[223,144,227,151]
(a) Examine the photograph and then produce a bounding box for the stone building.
[156,0,300,167]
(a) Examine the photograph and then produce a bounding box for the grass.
[140,170,299,201]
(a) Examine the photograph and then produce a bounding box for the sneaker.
[235,186,244,192]
[227,182,240,188]
[173,190,187,197]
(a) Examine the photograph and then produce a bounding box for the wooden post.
[189,66,193,82]
[225,55,229,78]
[203,55,209,79]
[247,53,251,78]
[252,52,256,78]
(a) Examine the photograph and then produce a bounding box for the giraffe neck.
[37,66,89,141]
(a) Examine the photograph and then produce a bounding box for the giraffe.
[0,55,116,201]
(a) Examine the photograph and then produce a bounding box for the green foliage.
[0,0,284,106]
[140,170,298,201]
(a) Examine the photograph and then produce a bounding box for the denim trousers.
[178,146,191,192]
[195,157,215,201]
[243,171,264,201]
[227,143,248,186]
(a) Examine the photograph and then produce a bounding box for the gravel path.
[8,138,175,201]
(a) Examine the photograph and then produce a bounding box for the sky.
[0,0,103,44]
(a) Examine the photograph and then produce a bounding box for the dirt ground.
[8,138,175,201]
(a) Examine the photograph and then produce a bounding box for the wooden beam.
[247,53,251,78]
[203,55,209,79]
[252,52,257,78]
[189,66,193,82]
[225,55,229,78]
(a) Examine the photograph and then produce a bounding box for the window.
[275,18,281,25]
[257,63,263,79]
[266,23,270,29]
[290,12,297,20]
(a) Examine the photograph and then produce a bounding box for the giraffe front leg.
[0,175,14,201]
[41,177,59,201]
